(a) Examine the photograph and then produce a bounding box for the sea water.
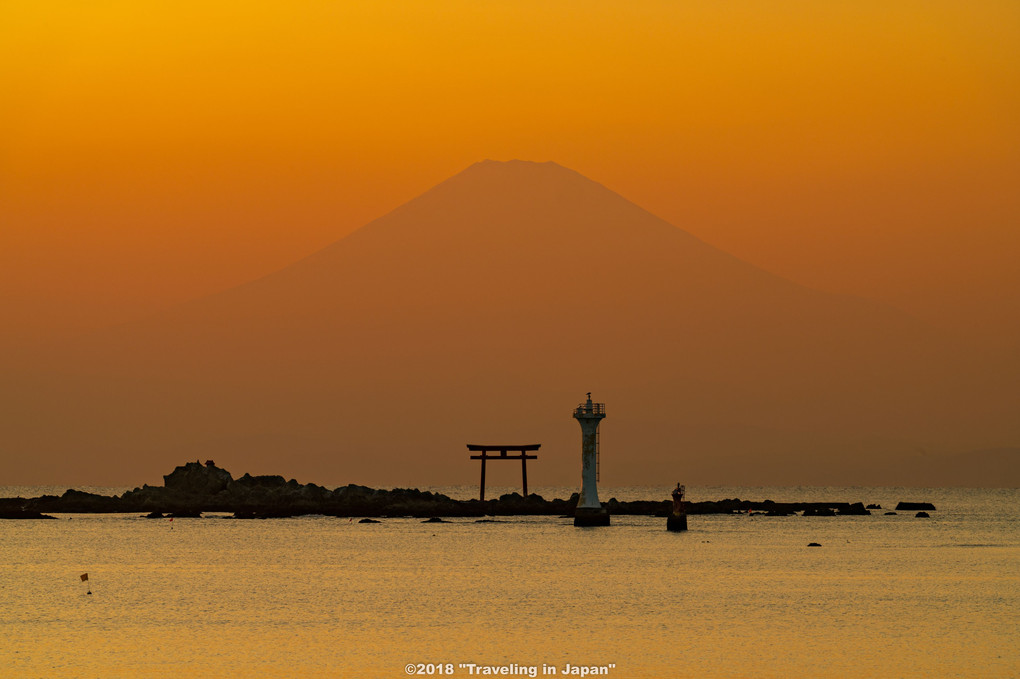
[1,487,1017,678]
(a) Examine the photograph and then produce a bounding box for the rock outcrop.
[0,462,906,520]
[838,502,872,516]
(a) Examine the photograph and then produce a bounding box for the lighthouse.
[573,392,610,526]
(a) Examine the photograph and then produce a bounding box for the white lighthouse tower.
[573,392,610,526]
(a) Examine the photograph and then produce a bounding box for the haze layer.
[3,161,1016,487]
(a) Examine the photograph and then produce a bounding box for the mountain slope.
[3,160,1016,486]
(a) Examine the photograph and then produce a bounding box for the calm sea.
[1,486,1017,679]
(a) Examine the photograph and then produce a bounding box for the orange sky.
[2,0,1019,348]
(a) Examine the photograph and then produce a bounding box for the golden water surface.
[2,487,1018,678]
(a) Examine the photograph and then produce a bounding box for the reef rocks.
[22,489,120,513]
[3,461,925,521]
[838,502,872,516]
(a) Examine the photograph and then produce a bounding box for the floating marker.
[80,572,92,595]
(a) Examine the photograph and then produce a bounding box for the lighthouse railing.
[573,402,606,416]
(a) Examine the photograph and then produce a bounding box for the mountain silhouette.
[4,160,1016,486]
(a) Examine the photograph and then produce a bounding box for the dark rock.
[838,502,871,516]
[896,502,936,511]
[866,504,882,509]
[26,489,122,513]
[144,511,165,519]
[358,518,381,523]
[245,474,288,488]
[168,510,201,518]
[915,511,930,518]
[118,484,164,512]
[802,507,836,517]
[333,483,381,499]
[807,542,822,547]
[885,511,897,515]
[163,461,232,495]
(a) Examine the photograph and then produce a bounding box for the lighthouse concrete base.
[573,506,610,527]
[666,513,688,532]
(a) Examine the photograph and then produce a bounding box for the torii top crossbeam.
[467,444,541,453]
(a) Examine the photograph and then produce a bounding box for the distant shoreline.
[0,461,939,520]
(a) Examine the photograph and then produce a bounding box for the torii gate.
[467,444,540,501]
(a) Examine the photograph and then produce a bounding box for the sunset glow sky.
[2,1,1018,347]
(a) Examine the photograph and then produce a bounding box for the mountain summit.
[4,160,1016,486]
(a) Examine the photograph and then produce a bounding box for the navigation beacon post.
[667,483,688,531]
[573,392,610,527]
